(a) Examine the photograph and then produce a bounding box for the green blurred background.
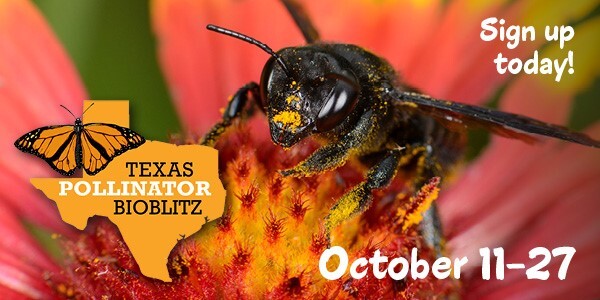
[33,0,598,152]
[33,0,180,141]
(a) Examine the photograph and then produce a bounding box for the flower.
[43,133,460,298]
[1,0,599,299]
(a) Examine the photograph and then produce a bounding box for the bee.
[202,0,599,252]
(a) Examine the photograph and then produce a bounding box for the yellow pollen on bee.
[403,187,438,231]
[272,110,302,131]
[285,94,300,104]
[325,188,360,232]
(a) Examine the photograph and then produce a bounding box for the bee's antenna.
[82,103,95,115]
[206,24,292,77]
[60,105,77,119]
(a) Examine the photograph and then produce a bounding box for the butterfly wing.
[395,91,600,148]
[14,125,80,176]
[80,123,145,175]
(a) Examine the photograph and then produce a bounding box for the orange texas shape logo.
[14,103,145,176]
[23,101,226,282]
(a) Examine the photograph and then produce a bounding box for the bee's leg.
[421,202,444,257]
[280,111,385,234]
[398,145,445,257]
[324,148,402,234]
[280,111,375,177]
[279,142,353,177]
[280,0,320,43]
[201,82,260,146]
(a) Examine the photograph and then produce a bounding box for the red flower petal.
[440,74,600,296]
[0,202,59,299]
[0,0,86,233]
[446,127,599,257]
[465,177,600,299]
[440,74,574,239]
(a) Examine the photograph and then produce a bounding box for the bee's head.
[206,25,360,148]
[260,48,360,148]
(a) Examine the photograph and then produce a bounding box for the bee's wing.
[281,0,320,43]
[395,91,600,148]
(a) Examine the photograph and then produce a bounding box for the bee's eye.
[315,73,360,132]
[259,56,277,111]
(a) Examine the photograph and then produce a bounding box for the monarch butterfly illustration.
[14,104,145,176]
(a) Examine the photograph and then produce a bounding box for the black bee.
[202,0,599,252]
